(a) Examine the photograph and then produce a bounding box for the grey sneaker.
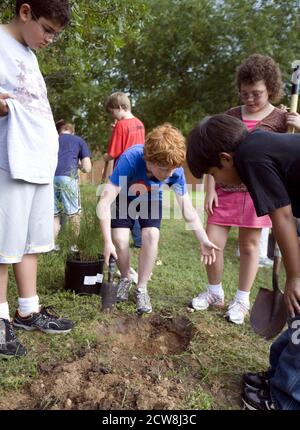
[0,318,26,358]
[135,289,152,314]
[116,278,133,302]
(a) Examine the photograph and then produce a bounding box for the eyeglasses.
[239,90,267,101]
[30,10,60,41]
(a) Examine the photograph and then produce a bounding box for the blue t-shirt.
[55,133,91,177]
[109,144,187,202]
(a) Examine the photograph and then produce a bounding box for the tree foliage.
[1,0,300,152]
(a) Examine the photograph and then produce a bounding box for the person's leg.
[238,227,260,293]
[191,224,229,310]
[54,215,61,240]
[225,227,260,324]
[0,264,8,305]
[258,227,273,267]
[112,228,131,279]
[131,218,142,248]
[136,227,160,289]
[206,224,230,285]
[12,181,73,334]
[69,214,81,237]
[135,227,160,314]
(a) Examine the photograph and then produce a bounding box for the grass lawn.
[0,184,282,410]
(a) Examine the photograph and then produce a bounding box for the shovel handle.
[108,256,116,282]
[272,253,281,292]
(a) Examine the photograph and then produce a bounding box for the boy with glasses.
[0,0,73,358]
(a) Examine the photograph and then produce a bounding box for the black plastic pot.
[65,254,105,295]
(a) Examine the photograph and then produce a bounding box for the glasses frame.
[30,9,60,41]
[239,89,268,101]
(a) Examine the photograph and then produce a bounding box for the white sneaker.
[225,299,249,324]
[191,290,224,311]
[128,267,138,284]
[70,244,79,253]
[258,257,273,268]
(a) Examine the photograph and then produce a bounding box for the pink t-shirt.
[243,119,260,131]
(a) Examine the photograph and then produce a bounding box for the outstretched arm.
[270,205,300,317]
[175,192,220,265]
[96,181,120,265]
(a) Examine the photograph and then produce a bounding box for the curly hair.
[144,123,186,168]
[235,54,283,103]
[16,0,71,27]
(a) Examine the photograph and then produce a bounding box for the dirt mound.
[0,314,199,410]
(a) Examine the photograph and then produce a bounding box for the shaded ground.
[0,313,242,410]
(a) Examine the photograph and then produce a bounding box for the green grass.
[1,184,276,409]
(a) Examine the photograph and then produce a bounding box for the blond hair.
[105,92,131,112]
[144,123,186,167]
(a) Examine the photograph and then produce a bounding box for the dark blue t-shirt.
[55,133,91,177]
[109,144,187,202]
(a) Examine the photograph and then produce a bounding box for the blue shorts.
[54,176,81,216]
[111,196,162,230]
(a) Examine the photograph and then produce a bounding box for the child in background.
[193,54,287,324]
[102,92,145,251]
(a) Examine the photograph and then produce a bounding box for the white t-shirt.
[0,26,58,184]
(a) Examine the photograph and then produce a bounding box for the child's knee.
[141,228,160,245]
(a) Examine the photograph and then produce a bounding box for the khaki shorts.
[0,168,54,264]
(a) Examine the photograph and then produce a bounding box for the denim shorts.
[111,196,162,230]
[54,176,81,216]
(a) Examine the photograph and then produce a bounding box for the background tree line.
[1,0,300,154]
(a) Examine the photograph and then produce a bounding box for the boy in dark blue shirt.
[54,121,91,250]
[187,113,300,410]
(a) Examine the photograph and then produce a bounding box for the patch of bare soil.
[0,314,203,410]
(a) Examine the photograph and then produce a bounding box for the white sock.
[0,302,10,320]
[18,295,39,316]
[235,290,250,306]
[136,284,147,292]
[207,283,224,297]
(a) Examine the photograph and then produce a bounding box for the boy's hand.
[285,277,300,317]
[204,190,218,216]
[199,239,220,265]
[287,112,300,132]
[103,242,118,266]
[0,93,15,116]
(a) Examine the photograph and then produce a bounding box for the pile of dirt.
[0,314,203,410]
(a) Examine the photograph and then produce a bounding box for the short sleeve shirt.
[55,133,91,177]
[107,117,145,165]
[234,130,300,217]
[109,144,187,202]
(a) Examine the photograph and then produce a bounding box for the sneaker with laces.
[243,370,272,390]
[242,386,276,410]
[13,306,74,334]
[191,290,224,311]
[135,289,152,314]
[225,299,249,324]
[116,278,133,302]
[258,257,273,268]
[69,244,79,253]
[0,318,26,358]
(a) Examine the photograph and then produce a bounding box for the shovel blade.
[101,282,117,313]
[250,288,287,339]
